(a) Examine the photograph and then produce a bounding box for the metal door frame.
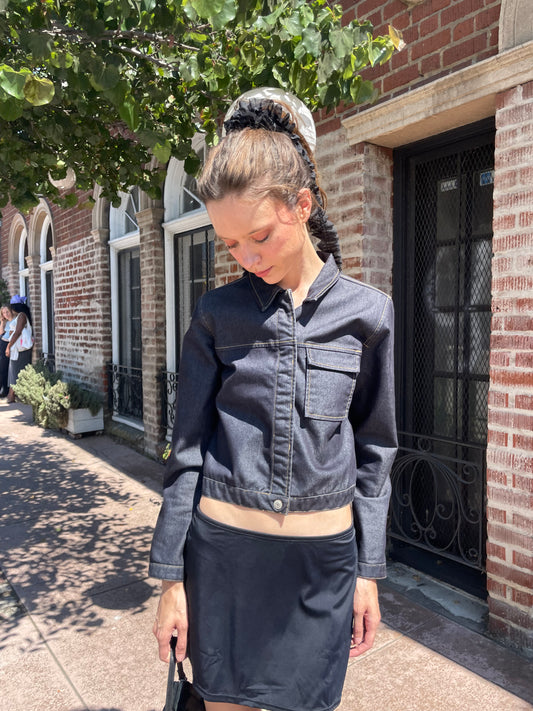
[391,119,495,597]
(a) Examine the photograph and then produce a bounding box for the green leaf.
[184,151,201,174]
[210,0,237,30]
[179,55,200,82]
[330,28,355,59]
[152,140,171,164]
[284,12,303,37]
[240,41,265,70]
[50,51,74,69]
[23,76,55,106]
[301,26,321,56]
[89,64,121,91]
[0,96,23,120]
[27,32,52,60]
[189,0,226,19]
[317,51,340,83]
[62,192,78,208]
[0,65,29,99]
[367,40,389,67]
[118,94,140,130]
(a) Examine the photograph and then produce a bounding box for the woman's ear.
[296,188,313,223]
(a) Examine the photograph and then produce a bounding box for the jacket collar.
[247,253,340,312]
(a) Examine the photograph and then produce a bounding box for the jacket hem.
[202,477,356,513]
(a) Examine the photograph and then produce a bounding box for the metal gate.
[390,122,494,596]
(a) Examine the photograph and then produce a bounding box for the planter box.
[66,407,104,435]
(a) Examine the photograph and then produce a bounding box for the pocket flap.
[306,347,361,373]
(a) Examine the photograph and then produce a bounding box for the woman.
[150,90,397,711]
[6,296,33,403]
[0,304,14,397]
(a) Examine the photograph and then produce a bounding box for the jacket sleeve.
[349,296,397,579]
[149,298,220,581]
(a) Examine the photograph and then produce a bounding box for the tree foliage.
[0,0,402,211]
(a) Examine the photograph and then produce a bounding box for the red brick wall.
[316,130,394,293]
[487,79,533,655]
[50,195,93,249]
[316,0,501,135]
[54,227,112,393]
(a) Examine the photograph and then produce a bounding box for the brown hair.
[197,127,322,209]
[197,98,342,268]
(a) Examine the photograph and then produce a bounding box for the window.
[18,230,29,303]
[40,218,55,362]
[109,188,143,426]
[174,227,215,357]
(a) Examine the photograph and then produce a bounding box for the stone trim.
[342,41,533,149]
[499,0,533,52]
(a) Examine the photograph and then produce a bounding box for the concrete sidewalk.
[0,401,531,711]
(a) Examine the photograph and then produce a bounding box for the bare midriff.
[199,497,353,536]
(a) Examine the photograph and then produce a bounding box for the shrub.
[13,364,103,429]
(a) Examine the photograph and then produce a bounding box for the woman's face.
[1,306,11,320]
[207,190,313,291]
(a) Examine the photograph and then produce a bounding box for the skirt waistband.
[194,505,355,544]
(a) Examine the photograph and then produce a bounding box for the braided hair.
[197,98,342,269]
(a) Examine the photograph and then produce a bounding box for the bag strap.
[166,636,188,707]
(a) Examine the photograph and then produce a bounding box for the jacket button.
[273,499,283,511]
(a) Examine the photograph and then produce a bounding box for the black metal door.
[391,122,494,597]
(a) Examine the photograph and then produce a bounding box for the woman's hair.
[11,302,32,326]
[197,98,342,269]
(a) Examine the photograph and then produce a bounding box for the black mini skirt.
[184,508,357,711]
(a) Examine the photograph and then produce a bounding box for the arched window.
[39,215,55,364]
[18,230,29,301]
[108,187,143,426]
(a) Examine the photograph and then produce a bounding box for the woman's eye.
[254,234,269,244]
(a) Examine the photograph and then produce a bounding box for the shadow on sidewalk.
[0,411,161,657]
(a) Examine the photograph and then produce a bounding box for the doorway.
[390,121,495,597]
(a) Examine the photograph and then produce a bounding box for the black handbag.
[164,637,206,711]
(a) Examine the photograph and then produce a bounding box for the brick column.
[487,81,533,658]
[136,207,166,457]
[89,228,112,400]
[316,126,394,294]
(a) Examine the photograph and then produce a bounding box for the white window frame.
[162,136,210,373]
[39,215,54,355]
[18,228,29,297]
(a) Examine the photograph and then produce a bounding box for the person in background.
[0,304,14,397]
[5,296,33,404]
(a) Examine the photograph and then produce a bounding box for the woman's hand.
[349,577,381,658]
[153,580,188,663]
[5,345,9,358]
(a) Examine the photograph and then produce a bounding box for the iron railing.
[389,432,486,571]
[107,363,143,421]
[160,370,179,433]
[38,352,56,372]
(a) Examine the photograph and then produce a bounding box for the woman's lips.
[255,267,272,279]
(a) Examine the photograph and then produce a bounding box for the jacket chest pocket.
[305,347,361,421]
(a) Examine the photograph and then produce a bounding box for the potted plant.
[13,363,104,434]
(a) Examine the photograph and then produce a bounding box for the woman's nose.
[239,245,260,270]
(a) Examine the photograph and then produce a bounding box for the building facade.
[1,0,532,657]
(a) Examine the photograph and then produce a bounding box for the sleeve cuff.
[148,561,184,581]
[357,560,387,579]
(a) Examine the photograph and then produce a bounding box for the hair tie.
[10,294,27,305]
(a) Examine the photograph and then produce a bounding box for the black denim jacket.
[149,255,397,581]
